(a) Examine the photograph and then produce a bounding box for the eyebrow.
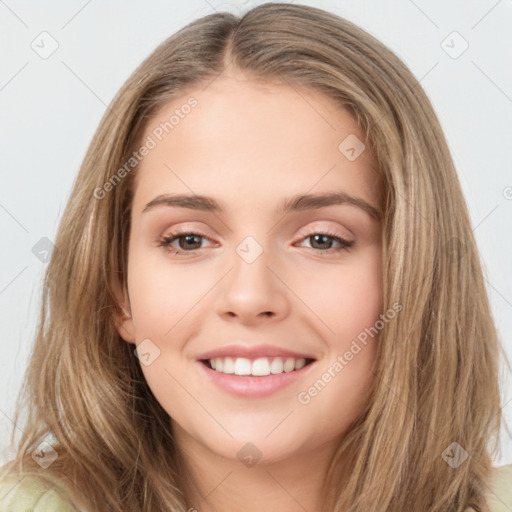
[142,191,382,221]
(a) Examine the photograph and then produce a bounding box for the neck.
[173,426,342,512]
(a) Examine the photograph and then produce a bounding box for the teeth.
[207,357,308,376]
[234,357,252,375]
[252,357,270,376]
[270,357,283,374]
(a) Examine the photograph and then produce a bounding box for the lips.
[196,343,316,362]
[195,344,318,398]
[197,353,317,398]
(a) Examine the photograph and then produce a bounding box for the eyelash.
[157,229,354,257]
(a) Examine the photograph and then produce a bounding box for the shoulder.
[486,464,512,512]
[0,473,76,511]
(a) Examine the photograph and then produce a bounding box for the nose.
[216,245,290,325]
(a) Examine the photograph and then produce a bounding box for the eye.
[158,231,215,256]
[296,231,354,254]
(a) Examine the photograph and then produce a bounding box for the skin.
[115,70,383,512]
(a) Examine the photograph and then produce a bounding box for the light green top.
[0,473,75,511]
[0,465,511,510]
[483,464,512,512]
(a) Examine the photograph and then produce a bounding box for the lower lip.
[197,360,316,398]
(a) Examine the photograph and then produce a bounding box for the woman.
[1,3,510,511]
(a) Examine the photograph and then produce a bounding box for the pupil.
[181,235,201,250]
[313,234,330,249]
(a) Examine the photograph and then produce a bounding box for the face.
[115,73,383,467]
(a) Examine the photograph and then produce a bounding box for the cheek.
[338,269,382,339]
[127,253,207,336]
[294,257,382,435]
[293,248,383,343]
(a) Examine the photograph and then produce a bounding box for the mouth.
[197,355,317,398]
[200,356,316,377]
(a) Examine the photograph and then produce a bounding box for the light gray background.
[1,0,511,465]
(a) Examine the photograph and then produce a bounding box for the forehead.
[132,75,381,214]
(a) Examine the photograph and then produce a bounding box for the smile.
[198,357,317,399]
[202,356,315,376]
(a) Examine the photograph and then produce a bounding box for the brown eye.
[174,234,203,251]
[297,232,354,254]
[158,231,214,255]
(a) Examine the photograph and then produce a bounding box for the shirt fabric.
[0,473,75,511]
[1,464,511,511]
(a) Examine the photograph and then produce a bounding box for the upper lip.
[197,344,316,361]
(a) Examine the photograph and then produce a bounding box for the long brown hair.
[1,3,508,511]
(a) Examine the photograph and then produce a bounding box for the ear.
[112,278,136,344]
